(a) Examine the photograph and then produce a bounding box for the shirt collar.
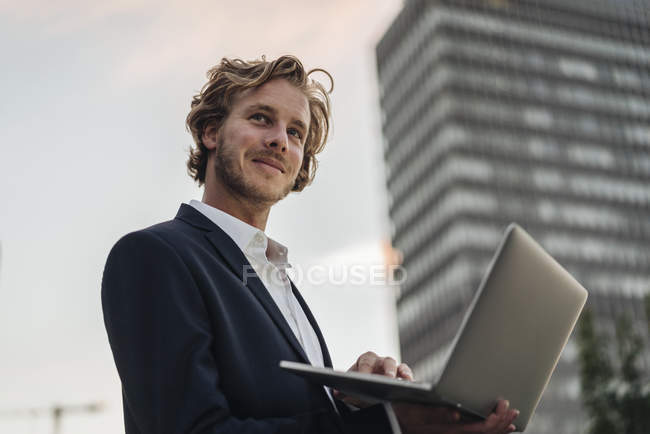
[188,200,290,267]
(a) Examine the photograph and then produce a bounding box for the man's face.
[204,79,310,206]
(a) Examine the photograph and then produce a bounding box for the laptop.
[280,223,588,431]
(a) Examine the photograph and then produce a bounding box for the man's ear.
[202,122,219,150]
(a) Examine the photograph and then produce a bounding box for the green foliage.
[577,294,650,434]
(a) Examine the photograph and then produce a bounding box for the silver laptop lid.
[435,224,588,431]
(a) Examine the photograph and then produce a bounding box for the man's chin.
[219,171,292,204]
[241,182,293,205]
[261,187,292,203]
[250,177,294,201]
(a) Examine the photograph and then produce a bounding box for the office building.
[376,1,650,432]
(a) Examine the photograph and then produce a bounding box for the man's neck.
[201,188,271,231]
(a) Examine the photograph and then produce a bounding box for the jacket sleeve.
[101,230,393,434]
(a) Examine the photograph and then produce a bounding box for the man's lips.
[252,157,285,173]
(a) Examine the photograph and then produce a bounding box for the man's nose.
[265,125,288,152]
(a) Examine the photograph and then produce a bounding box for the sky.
[0,1,404,432]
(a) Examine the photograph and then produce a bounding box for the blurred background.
[1,0,649,433]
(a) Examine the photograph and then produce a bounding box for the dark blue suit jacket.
[102,204,392,433]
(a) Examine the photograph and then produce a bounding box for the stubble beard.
[214,138,294,207]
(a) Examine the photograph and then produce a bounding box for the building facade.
[376,1,650,432]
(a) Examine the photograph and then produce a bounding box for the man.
[102,55,518,433]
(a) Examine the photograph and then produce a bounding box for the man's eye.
[288,128,302,139]
[251,113,269,123]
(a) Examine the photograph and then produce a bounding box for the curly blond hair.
[186,55,333,191]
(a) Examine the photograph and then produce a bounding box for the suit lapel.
[291,281,333,368]
[176,204,310,364]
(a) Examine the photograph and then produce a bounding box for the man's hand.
[333,351,518,433]
[333,351,414,407]
[393,399,519,434]
[351,351,414,380]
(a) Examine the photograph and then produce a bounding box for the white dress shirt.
[188,200,325,369]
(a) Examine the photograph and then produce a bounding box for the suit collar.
[187,199,263,255]
[175,202,220,232]
[175,204,313,364]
